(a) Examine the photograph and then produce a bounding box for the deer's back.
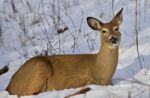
[6,54,97,95]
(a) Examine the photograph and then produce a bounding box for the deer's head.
[87,8,123,48]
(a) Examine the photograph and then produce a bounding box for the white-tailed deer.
[6,8,123,96]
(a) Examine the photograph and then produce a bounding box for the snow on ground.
[0,0,150,98]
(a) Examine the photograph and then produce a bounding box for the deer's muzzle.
[108,36,118,45]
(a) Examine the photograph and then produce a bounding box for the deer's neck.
[94,39,119,84]
[97,43,119,66]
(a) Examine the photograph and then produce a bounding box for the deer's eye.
[114,27,119,31]
[101,30,107,34]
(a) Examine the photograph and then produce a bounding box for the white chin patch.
[108,43,119,48]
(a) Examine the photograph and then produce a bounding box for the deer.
[6,8,123,96]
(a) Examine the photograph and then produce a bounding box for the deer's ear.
[112,8,123,25]
[87,17,103,30]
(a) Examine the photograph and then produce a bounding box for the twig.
[65,87,91,98]
[0,66,9,75]
[135,0,142,69]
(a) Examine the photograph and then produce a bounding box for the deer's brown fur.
[6,8,123,96]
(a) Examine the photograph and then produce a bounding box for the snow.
[0,0,150,98]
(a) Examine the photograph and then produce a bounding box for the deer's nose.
[109,36,118,44]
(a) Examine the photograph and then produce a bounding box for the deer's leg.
[6,60,53,96]
[27,77,48,95]
[98,79,112,86]
[25,62,52,95]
